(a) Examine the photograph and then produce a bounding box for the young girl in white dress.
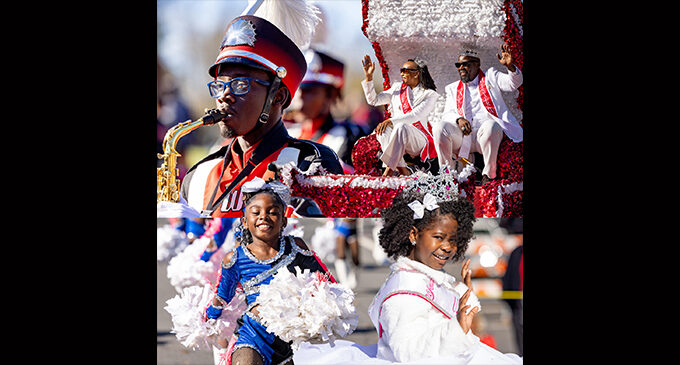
[294,187,522,364]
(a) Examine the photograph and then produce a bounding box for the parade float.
[283,0,524,218]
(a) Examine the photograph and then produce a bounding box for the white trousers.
[432,119,503,178]
[375,123,428,170]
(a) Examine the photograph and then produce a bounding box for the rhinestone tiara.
[402,165,463,203]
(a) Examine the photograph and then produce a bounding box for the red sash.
[456,69,498,119]
[399,83,437,160]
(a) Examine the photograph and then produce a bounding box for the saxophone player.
[176,15,342,218]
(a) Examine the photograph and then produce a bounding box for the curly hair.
[237,186,287,245]
[378,190,476,262]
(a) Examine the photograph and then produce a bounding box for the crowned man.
[284,49,367,174]
[432,44,523,184]
[179,15,343,218]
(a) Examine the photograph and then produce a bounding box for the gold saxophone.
[157,108,227,203]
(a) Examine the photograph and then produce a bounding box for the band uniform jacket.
[180,121,343,217]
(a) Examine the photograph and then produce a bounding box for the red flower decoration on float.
[351,134,383,176]
[502,0,523,114]
[497,137,523,181]
[282,164,477,218]
[501,190,523,217]
[287,172,404,218]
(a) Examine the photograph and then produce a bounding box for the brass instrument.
[157,108,227,203]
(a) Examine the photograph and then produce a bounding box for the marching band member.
[285,49,368,174]
[179,15,343,218]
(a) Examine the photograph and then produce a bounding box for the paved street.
[157,218,519,364]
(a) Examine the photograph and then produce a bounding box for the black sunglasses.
[455,61,478,68]
[400,67,419,73]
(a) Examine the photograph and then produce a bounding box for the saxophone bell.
[157,106,225,204]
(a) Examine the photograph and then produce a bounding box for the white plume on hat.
[244,0,321,49]
[310,1,329,47]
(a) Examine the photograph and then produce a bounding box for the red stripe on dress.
[377,291,451,338]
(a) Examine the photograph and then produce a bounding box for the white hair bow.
[241,177,291,206]
[407,193,439,219]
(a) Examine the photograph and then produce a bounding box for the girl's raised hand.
[457,287,479,333]
[461,258,472,287]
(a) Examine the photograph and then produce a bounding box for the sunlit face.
[242,192,286,244]
[214,64,272,138]
[400,61,420,88]
[456,55,480,83]
[408,213,459,270]
[299,85,332,120]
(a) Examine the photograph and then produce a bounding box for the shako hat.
[208,15,307,101]
[301,49,344,90]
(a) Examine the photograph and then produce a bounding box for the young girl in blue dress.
[204,177,334,365]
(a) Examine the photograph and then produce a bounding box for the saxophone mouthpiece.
[201,108,227,125]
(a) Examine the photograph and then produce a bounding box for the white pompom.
[255,266,358,350]
[167,236,221,293]
[164,284,247,351]
[309,220,338,263]
[283,218,305,238]
[157,225,189,262]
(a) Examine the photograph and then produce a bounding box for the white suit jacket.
[362,80,440,126]
[442,67,523,142]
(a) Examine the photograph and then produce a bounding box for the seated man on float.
[433,45,523,184]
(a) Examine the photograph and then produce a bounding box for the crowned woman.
[361,55,440,176]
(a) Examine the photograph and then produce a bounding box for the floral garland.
[477,178,523,217]
[482,0,523,218]
[280,161,407,217]
[497,181,522,217]
[280,162,477,218]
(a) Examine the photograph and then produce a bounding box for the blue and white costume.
[205,235,334,365]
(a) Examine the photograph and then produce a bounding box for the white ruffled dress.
[293,256,522,364]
